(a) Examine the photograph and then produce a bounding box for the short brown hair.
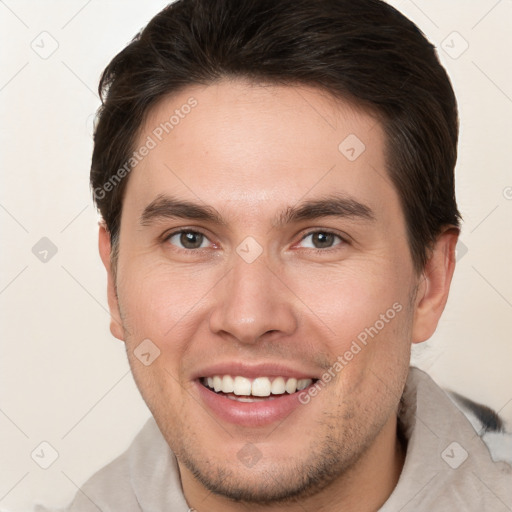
[91,0,461,274]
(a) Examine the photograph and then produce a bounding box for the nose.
[209,254,298,345]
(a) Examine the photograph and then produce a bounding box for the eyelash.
[297,229,347,253]
[163,229,213,252]
[163,228,348,254]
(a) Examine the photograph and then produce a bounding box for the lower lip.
[195,380,312,427]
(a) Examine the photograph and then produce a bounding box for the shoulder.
[382,368,512,511]
[56,418,178,512]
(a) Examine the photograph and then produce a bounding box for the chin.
[174,427,365,505]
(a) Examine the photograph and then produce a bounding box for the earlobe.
[411,227,459,344]
[98,224,125,342]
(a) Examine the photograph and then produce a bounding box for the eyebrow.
[140,194,226,227]
[274,195,375,227]
[139,194,375,228]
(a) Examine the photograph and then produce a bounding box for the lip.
[194,379,316,427]
[191,361,320,380]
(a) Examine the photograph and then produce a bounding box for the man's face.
[107,80,423,502]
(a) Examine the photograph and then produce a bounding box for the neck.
[181,413,405,512]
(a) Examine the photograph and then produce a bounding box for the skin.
[99,79,458,511]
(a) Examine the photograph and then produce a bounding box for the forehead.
[124,79,401,226]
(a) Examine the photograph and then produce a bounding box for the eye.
[298,230,344,250]
[166,230,213,250]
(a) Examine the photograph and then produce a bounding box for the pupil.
[313,232,333,248]
[181,232,203,249]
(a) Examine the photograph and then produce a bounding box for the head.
[93,0,460,507]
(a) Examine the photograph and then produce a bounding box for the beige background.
[1,0,511,509]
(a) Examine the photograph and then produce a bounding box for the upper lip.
[192,361,320,381]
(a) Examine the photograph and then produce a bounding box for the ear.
[98,223,125,341]
[411,227,459,344]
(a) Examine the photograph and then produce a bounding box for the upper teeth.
[204,375,313,397]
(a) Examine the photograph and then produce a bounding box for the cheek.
[116,259,215,344]
[289,259,414,404]
[289,260,410,346]
[116,262,202,412]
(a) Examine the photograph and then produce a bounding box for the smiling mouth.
[200,375,318,402]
